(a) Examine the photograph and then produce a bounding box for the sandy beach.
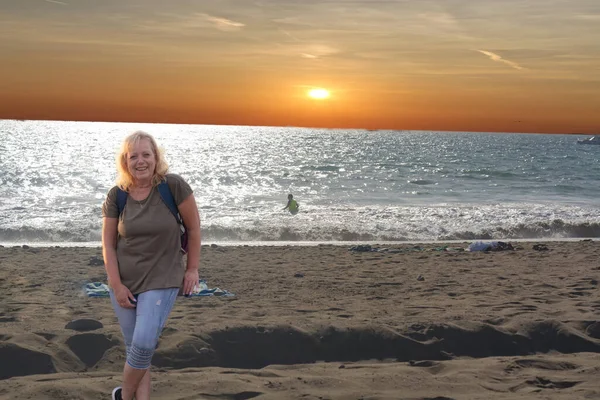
[1,241,600,399]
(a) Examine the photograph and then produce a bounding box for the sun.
[307,88,330,100]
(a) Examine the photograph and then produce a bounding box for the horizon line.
[0,118,596,136]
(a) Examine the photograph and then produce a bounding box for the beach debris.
[467,241,514,252]
[65,318,103,332]
[444,247,465,252]
[88,256,104,266]
[210,243,226,252]
[408,360,437,367]
[532,244,549,251]
[349,245,458,253]
[348,245,415,253]
[294,273,305,278]
[417,275,425,281]
[349,244,373,252]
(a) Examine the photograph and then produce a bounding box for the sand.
[1,241,600,399]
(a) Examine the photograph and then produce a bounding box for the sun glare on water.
[308,88,330,99]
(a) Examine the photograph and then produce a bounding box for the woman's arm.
[178,193,201,294]
[102,217,121,287]
[102,217,137,307]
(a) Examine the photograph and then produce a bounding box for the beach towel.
[184,280,235,297]
[83,280,235,298]
[84,282,110,297]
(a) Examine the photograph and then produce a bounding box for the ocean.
[1,120,599,245]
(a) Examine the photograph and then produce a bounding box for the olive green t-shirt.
[102,173,193,295]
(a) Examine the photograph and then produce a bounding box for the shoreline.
[1,237,598,248]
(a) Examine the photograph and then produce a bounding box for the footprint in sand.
[505,358,579,373]
[511,377,581,391]
[198,391,262,400]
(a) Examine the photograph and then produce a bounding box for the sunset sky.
[1,0,599,133]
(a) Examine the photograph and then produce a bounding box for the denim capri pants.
[109,287,179,369]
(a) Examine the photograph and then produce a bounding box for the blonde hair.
[115,131,169,191]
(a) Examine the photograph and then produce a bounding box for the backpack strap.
[157,181,183,224]
[158,180,188,253]
[116,188,128,216]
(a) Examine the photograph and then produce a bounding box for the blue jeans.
[109,288,179,369]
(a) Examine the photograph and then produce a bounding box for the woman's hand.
[183,269,199,296]
[113,283,136,308]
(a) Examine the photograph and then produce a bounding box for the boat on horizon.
[577,136,600,145]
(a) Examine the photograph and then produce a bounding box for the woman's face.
[126,138,156,183]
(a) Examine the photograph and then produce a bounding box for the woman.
[101,131,201,400]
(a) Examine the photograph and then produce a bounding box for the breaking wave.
[2,220,600,244]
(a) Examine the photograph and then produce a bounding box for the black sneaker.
[111,387,123,400]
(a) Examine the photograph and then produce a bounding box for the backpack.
[116,181,189,254]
